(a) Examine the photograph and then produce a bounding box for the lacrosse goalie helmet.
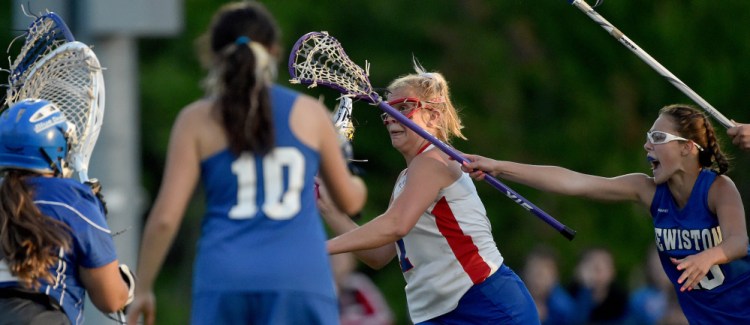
[0,98,74,176]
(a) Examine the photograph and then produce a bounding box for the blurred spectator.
[568,247,629,325]
[522,245,577,325]
[331,252,394,325]
[627,247,688,325]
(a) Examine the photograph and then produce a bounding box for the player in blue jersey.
[460,104,750,324]
[126,2,366,325]
[0,99,133,325]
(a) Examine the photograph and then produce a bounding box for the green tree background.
[3,1,750,323]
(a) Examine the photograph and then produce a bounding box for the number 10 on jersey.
[228,148,305,220]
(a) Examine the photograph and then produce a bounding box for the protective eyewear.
[381,97,424,124]
[646,131,704,151]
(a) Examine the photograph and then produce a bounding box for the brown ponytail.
[199,2,280,155]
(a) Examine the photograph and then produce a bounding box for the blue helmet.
[0,98,73,175]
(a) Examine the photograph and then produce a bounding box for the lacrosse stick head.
[17,41,105,182]
[289,32,381,103]
[5,12,75,107]
[0,98,72,175]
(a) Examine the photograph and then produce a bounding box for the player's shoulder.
[292,92,328,116]
[31,178,110,230]
[177,98,214,122]
[708,173,740,200]
[413,147,451,170]
[408,151,457,187]
[280,82,324,114]
[30,177,92,195]
[289,88,333,140]
[31,177,97,203]
[615,173,656,203]
[712,173,736,187]
[171,98,219,139]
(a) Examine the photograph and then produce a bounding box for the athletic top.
[392,144,503,323]
[193,85,336,300]
[651,168,750,323]
[0,177,116,325]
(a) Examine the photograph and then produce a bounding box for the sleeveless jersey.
[651,168,750,323]
[193,85,335,300]
[392,145,503,323]
[0,177,116,325]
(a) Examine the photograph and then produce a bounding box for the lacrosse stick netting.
[289,32,379,103]
[289,31,575,240]
[5,11,75,107]
[18,41,105,183]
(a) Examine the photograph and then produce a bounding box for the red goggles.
[381,97,426,125]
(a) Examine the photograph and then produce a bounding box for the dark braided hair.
[660,104,730,174]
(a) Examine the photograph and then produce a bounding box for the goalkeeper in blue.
[0,99,134,325]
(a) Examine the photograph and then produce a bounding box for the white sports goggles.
[646,131,703,151]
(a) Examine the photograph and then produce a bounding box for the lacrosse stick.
[4,11,75,107]
[333,96,365,220]
[334,96,355,142]
[17,41,105,183]
[333,96,356,159]
[290,32,576,240]
[562,0,734,129]
[333,95,368,164]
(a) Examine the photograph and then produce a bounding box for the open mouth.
[647,156,660,171]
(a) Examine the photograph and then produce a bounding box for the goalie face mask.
[0,98,73,176]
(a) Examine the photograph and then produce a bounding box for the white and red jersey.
[392,146,503,322]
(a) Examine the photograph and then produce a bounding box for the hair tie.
[235,36,251,46]
[420,72,436,79]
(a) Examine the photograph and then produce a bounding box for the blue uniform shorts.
[418,264,540,325]
[191,290,339,325]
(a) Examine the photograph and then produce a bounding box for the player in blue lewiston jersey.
[461,104,750,324]
[126,2,367,325]
[0,99,134,325]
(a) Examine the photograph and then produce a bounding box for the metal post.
[83,35,146,324]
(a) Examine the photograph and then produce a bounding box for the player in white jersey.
[321,60,539,324]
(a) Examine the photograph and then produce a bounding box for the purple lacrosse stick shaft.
[288,31,575,240]
[377,100,576,240]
